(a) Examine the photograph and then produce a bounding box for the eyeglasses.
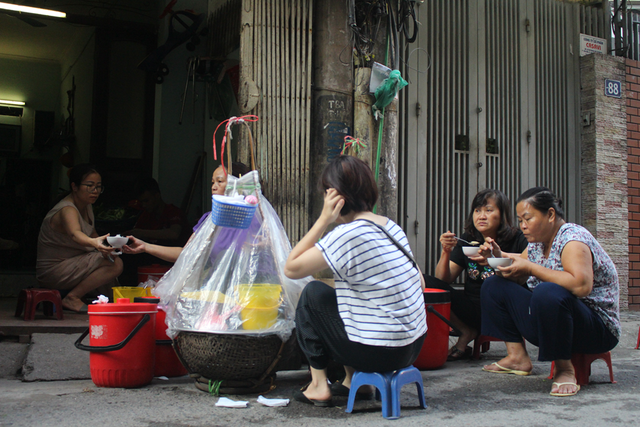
[80,183,105,194]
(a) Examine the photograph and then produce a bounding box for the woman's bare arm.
[58,206,112,257]
[284,189,343,280]
[122,235,183,263]
[498,242,593,297]
[434,232,463,283]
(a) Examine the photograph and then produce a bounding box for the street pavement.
[0,312,639,427]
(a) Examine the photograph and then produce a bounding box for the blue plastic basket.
[210,196,257,229]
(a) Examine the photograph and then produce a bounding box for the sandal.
[330,381,374,399]
[482,362,532,376]
[447,346,472,361]
[550,381,580,397]
[292,383,333,407]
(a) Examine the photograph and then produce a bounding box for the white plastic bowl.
[488,257,513,268]
[106,235,128,248]
[462,246,480,257]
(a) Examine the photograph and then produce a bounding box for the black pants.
[424,275,481,332]
[481,276,618,361]
[295,281,426,372]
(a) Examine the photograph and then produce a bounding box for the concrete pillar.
[580,53,628,309]
[353,67,375,169]
[309,0,354,227]
[377,98,398,221]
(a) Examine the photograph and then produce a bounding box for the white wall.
[0,25,95,199]
[0,56,61,200]
[0,57,60,155]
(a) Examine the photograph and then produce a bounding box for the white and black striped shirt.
[316,219,427,347]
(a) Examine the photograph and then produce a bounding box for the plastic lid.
[423,288,451,304]
[88,299,158,313]
[134,296,160,304]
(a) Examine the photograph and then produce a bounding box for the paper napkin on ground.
[215,397,248,408]
[257,396,290,407]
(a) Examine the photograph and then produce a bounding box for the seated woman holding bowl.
[36,164,122,313]
[480,187,620,397]
[284,155,427,406]
[427,189,528,361]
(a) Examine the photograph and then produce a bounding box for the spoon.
[454,236,480,246]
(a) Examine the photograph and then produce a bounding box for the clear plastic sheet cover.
[153,171,309,341]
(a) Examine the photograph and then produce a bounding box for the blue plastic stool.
[345,366,427,420]
[390,366,427,417]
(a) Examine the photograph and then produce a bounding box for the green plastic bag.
[372,69,408,120]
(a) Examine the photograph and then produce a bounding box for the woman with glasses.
[426,189,528,361]
[36,163,122,313]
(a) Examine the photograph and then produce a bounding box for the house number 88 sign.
[605,79,621,98]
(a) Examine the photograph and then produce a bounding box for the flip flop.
[293,385,333,407]
[330,381,374,399]
[550,382,580,397]
[447,346,472,361]
[482,362,532,376]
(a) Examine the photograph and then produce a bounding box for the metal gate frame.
[237,0,314,245]
[400,0,603,274]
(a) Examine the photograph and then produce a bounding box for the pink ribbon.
[213,115,259,175]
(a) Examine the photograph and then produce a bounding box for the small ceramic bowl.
[488,257,513,268]
[106,235,128,248]
[462,246,480,257]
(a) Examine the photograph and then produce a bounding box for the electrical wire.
[350,0,386,67]
[397,0,418,44]
[60,30,96,83]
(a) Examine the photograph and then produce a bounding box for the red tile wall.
[627,58,640,310]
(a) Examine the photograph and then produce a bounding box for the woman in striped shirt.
[285,155,427,407]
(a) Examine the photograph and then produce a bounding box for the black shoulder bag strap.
[359,219,417,268]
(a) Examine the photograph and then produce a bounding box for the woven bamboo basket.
[173,331,284,381]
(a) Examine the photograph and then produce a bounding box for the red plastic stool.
[14,289,64,321]
[635,326,639,350]
[472,335,502,359]
[548,352,615,386]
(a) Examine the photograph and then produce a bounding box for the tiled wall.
[626,58,640,310]
[581,54,629,310]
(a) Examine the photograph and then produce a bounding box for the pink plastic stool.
[15,289,64,321]
[548,352,615,386]
[472,335,502,359]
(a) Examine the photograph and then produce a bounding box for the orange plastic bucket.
[75,298,157,387]
[413,288,451,370]
[134,297,188,377]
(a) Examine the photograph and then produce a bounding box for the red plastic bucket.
[75,298,157,388]
[138,264,170,285]
[413,288,451,370]
[134,297,188,377]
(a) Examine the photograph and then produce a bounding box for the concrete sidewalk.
[0,312,639,427]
